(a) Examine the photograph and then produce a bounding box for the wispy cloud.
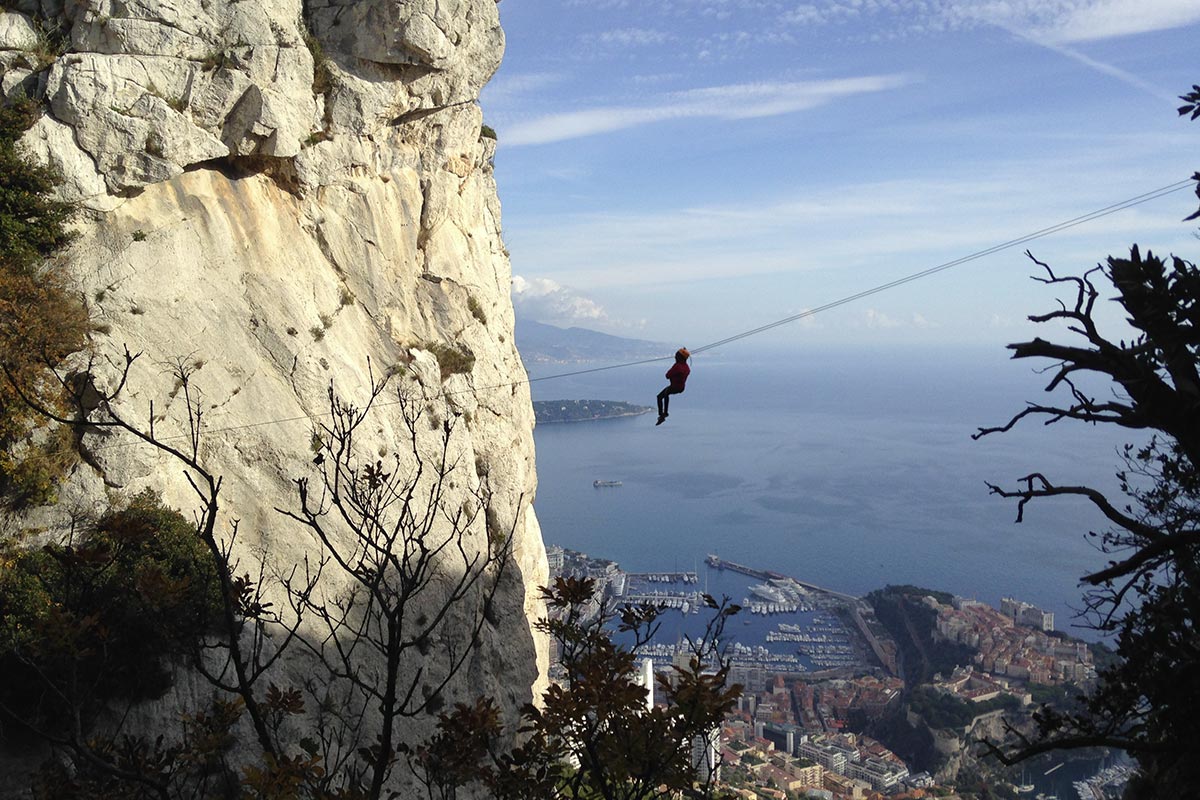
[1005,29,1175,102]
[504,147,1195,291]
[778,1,1200,44]
[502,74,913,146]
[481,72,568,107]
[862,309,911,329]
[593,27,672,46]
[1017,0,1200,44]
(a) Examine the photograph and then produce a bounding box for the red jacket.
[665,362,690,391]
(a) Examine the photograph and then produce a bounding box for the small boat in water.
[593,480,623,488]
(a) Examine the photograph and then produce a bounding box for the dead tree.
[278,371,514,799]
[974,248,1200,792]
[2,349,317,796]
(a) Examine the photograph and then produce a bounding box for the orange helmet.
[676,347,690,360]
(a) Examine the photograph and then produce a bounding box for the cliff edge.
[0,0,546,790]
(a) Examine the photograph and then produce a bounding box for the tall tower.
[639,657,655,711]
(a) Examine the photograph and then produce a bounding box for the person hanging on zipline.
[656,348,690,426]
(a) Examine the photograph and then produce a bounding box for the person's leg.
[657,387,668,416]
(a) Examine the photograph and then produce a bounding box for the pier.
[706,554,788,582]
[707,555,858,602]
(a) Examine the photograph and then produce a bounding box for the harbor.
[584,551,882,675]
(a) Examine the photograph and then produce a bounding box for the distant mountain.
[514,319,667,364]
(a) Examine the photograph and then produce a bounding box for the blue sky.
[482,1,1200,349]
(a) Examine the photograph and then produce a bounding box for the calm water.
[528,345,1139,642]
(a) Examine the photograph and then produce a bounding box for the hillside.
[516,318,667,364]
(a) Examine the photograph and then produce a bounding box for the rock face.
[0,0,546,791]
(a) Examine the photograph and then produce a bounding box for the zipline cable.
[691,179,1194,354]
[88,177,1195,446]
[527,178,1194,370]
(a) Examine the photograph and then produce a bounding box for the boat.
[593,480,622,488]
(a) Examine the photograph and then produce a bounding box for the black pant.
[657,386,682,416]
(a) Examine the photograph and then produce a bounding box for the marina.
[599,553,875,675]
[628,571,699,584]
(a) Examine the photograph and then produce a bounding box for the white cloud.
[1019,0,1200,43]
[777,0,1200,44]
[480,72,568,108]
[502,146,1195,292]
[595,27,672,46]
[502,74,913,145]
[511,276,610,326]
[864,309,902,329]
[858,310,939,329]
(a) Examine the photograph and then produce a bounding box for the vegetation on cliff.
[0,490,221,738]
[866,585,974,687]
[0,96,87,507]
[907,687,1021,732]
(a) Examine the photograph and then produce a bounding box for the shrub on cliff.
[0,94,87,507]
[405,576,743,800]
[0,490,222,739]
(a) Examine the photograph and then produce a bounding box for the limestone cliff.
[0,0,546,789]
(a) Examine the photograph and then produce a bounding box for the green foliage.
[26,17,69,71]
[29,696,247,800]
[0,95,87,507]
[870,584,957,606]
[866,589,973,686]
[907,687,1019,731]
[302,28,333,96]
[1179,86,1200,220]
[422,341,476,381]
[199,49,229,72]
[0,491,222,738]
[467,294,487,325]
[1025,683,1071,708]
[1085,639,1119,672]
[480,124,497,141]
[404,697,504,800]
[407,576,743,799]
[0,97,74,273]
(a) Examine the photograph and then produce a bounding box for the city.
[546,546,1121,800]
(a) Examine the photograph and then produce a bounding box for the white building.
[848,756,909,790]
[635,658,655,711]
[797,740,858,775]
[691,727,721,783]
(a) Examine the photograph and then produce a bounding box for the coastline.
[532,399,654,424]
[537,409,654,424]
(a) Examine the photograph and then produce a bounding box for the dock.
[706,554,789,581]
[707,554,856,601]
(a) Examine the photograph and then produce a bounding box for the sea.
[527,343,1143,644]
